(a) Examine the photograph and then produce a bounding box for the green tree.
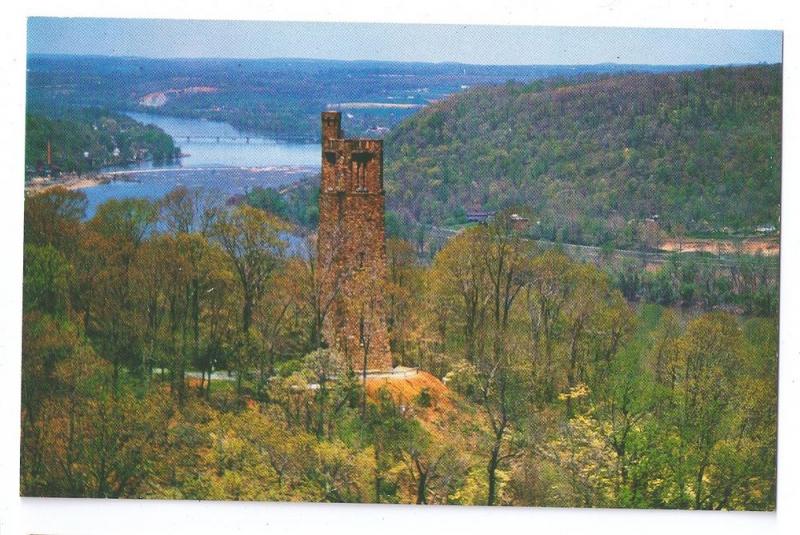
[672,312,746,509]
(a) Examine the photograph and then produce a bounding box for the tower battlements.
[316,111,392,371]
[321,137,384,194]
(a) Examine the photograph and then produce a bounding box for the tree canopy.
[385,65,781,244]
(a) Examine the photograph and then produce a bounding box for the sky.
[27,18,782,66]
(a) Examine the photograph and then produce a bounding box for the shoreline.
[659,237,780,257]
[24,173,133,194]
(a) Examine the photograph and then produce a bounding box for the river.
[84,112,320,217]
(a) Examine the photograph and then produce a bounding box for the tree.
[560,265,630,417]
[90,197,157,248]
[158,186,222,235]
[428,227,490,363]
[396,418,466,504]
[245,186,287,218]
[20,313,85,494]
[526,250,575,400]
[213,205,288,335]
[300,348,356,438]
[364,389,420,503]
[447,352,527,506]
[132,232,229,402]
[594,345,654,507]
[23,244,72,316]
[541,398,619,507]
[254,259,309,398]
[385,238,423,365]
[84,198,157,390]
[21,312,172,498]
[649,308,681,402]
[212,205,287,401]
[23,187,87,253]
[301,229,348,352]
[672,312,746,509]
[477,214,535,504]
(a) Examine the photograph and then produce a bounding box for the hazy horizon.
[27,18,782,66]
[27,51,781,68]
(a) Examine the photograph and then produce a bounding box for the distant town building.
[466,210,495,223]
[366,126,390,136]
[510,213,530,232]
[755,224,777,234]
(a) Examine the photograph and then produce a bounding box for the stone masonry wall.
[317,111,392,371]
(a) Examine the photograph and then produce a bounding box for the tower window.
[351,151,373,192]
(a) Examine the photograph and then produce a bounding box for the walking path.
[180,366,419,384]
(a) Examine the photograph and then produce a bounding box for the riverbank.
[25,173,138,194]
[660,236,780,256]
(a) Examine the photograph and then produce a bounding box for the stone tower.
[317,111,392,371]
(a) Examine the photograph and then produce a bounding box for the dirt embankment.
[365,370,453,424]
[139,86,219,108]
[25,174,112,193]
[659,237,779,256]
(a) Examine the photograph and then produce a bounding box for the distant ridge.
[384,64,781,245]
[27,55,728,142]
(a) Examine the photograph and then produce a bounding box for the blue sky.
[27,18,782,65]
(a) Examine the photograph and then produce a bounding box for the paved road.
[363,367,419,379]
[184,370,237,382]
[426,226,779,274]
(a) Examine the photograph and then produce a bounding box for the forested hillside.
[25,110,177,175]
[385,65,781,244]
[21,189,777,508]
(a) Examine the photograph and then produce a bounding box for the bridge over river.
[174,135,314,145]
